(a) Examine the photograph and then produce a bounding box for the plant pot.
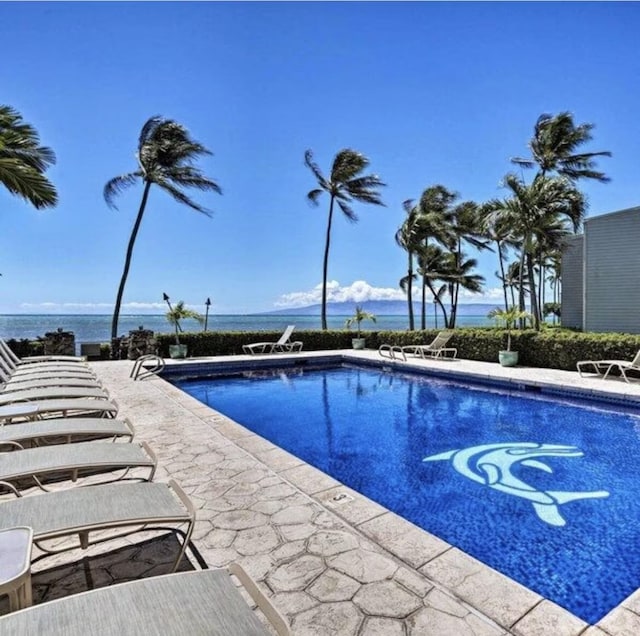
[351,338,366,350]
[169,344,188,359]
[498,350,519,367]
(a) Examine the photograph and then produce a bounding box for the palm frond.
[103,172,142,210]
[336,198,358,222]
[154,177,212,216]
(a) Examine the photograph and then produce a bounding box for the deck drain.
[330,492,354,505]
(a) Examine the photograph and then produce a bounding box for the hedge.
[5,328,640,372]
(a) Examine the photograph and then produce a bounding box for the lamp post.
[204,297,211,332]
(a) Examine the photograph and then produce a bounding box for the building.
[562,206,640,333]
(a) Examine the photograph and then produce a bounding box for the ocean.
[0,314,492,345]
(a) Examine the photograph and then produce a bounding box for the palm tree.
[487,173,585,328]
[512,111,611,182]
[395,199,420,330]
[0,105,57,209]
[104,116,222,343]
[304,149,386,330]
[414,185,457,328]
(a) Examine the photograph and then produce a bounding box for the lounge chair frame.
[0,480,196,572]
[243,325,303,355]
[0,567,291,635]
[577,350,640,383]
[0,417,135,448]
[0,440,156,493]
[0,398,119,424]
[379,330,458,361]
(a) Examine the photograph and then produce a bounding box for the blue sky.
[1,1,638,315]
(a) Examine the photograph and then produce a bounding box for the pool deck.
[32,352,640,634]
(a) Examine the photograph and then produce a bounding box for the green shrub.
[7,328,640,372]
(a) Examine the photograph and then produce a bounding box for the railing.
[130,354,165,381]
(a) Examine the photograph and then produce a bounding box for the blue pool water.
[174,364,640,623]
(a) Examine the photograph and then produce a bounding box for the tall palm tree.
[512,111,611,182]
[304,149,386,330]
[395,199,420,330]
[414,185,457,328]
[104,116,222,342]
[0,105,57,209]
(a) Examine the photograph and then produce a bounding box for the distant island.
[261,300,501,317]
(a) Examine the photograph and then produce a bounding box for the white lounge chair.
[242,325,303,355]
[0,480,195,572]
[0,365,101,392]
[0,386,109,407]
[0,440,156,492]
[0,338,87,365]
[0,418,135,447]
[0,568,290,635]
[577,350,640,382]
[0,351,95,379]
[0,398,119,423]
[379,330,457,361]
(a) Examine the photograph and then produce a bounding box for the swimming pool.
[173,363,640,624]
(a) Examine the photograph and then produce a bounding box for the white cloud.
[276,280,408,308]
[275,281,507,309]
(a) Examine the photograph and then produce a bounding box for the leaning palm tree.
[0,105,57,209]
[512,111,611,182]
[304,149,386,330]
[104,116,222,343]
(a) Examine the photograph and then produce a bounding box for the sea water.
[0,314,491,344]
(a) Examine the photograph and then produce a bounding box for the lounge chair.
[0,385,109,407]
[0,365,101,392]
[242,325,303,355]
[0,417,135,448]
[0,338,87,365]
[0,568,291,635]
[0,398,119,423]
[0,480,195,572]
[0,440,156,492]
[379,330,457,361]
[577,350,640,383]
[0,352,96,379]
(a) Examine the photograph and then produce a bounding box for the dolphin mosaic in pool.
[424,442,610,527]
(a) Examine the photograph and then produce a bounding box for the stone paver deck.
[7,350,640,635]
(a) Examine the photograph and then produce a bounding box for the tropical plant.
[344,305,376,338]
[488,306,532,351]
[512,111,611,182]
[165,300,204,345]
[0,105,57,209]
[304,148,386,330]
[104,116,222,344]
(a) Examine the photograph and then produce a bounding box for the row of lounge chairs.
[0,339,290,634]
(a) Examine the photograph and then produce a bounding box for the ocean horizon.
[0,313,493,345]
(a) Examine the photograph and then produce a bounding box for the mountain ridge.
[261,300,501,316]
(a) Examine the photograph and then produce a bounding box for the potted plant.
[345,305,376,350]
[165,300,204,359]
[487,306,532,367]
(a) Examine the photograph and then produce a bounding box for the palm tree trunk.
[111,180,152,343]
[407,251,415,331]
[497,241,508,311]
[321,196,335,331]
[421,274,426,330]
[526,253,540,329]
